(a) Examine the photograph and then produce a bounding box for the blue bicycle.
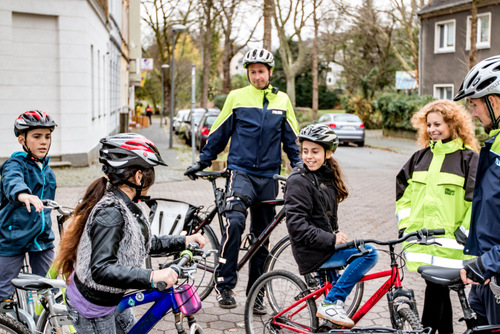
[7,243,215,334]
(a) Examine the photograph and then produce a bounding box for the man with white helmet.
[185,48,300,310]
[454,55,500,324]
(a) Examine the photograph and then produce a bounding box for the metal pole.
[160,67,164,128]
[191,64,196,164]
[169,32,175,149]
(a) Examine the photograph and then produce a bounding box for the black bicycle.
[146,170,363,315]
[418,265,500,334]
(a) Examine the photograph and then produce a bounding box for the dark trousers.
[469,284,500,325]
[421,280,453,334]
[215,170,278,295]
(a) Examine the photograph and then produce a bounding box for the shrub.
[340,94,381,129]
[213,94,228,110]
[373,93,434,131]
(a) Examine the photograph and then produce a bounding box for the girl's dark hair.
[325,156,349,203]
[55,166,155,281]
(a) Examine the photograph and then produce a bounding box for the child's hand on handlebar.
[186,233,206,248]
[153,268,179,289]
[335,232,348,245]
[18,193,43,213]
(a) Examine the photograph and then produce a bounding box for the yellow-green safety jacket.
[395,138,479,271]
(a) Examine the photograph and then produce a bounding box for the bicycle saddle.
[11,275,66,291]
[418,265,462,286]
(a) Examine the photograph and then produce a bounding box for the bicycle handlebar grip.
[428,228,445,236]
[335,240,356,251]
[273,174,288,182]
[156,281,167,291]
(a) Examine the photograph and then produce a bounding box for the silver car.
[317,113,365,147]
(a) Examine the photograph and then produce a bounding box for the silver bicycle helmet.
[99,133,167,173]
[242,48,275,69]
[299,124,339,153]
[14,110,57,137]
[454,55,500,101]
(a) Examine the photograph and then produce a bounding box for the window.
[466,12,491,50]
[433,84,454,100]
[434,19,455,53]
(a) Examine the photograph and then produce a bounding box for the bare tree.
[263,0,274,50]
[219,0,261,94]
[200,0,219,108]
[273,0,314,106]
[469,0,479,69]
[141,0,196,117]
[311,0,323,118]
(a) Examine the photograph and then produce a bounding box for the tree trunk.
[286,76,296,108]
[263,0,273,50]
[312,0,319,119]
[469,0,478,70]
[222,32,232,94]
[201,0,213,108]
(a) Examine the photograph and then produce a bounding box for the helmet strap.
[123,180,143,203]
[485,96,500,129]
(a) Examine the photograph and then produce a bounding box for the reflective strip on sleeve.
[404,252,464,269]
[459,225,469,237]
[396,208,411,222]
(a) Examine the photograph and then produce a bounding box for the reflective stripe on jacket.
[395,138,478,270]
[465,130,500,278]
[199,84,300,177]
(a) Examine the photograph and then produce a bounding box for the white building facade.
[0,0,140,166]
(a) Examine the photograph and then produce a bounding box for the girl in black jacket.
[285,124,378,328]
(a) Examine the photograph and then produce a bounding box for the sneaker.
[316,300,354,328]
[253,290,267,315]
[217,288,237,309]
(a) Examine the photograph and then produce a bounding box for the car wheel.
[357,140,365,147]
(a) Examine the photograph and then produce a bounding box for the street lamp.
[160,64,169,128]
[169,24,186,148]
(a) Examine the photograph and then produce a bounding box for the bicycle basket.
[174,284,202,315]
[149,198,198,236]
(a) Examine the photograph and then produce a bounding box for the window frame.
[433,84,454,100]
[434,19,456,54]
[466,12,491,50]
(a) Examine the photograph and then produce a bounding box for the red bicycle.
[244,228,445,333]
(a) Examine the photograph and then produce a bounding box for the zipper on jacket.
[255,91,269,168]
[33,161,48,251]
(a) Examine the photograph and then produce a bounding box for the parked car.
[317,113,365,147]
[173,109,190,135]
[195,110,220,151]
[183,107,220,145]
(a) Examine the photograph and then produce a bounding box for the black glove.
[454,226,467,246]
[464,257,487,284]
[184,161,208,180]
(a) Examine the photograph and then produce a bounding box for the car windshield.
[334,114,361,122]
[205,116,218,127]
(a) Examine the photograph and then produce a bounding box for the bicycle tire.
[146,223,219,301]
[396,308,422,330]
[0,314,30,334]
[36,293,76,334]
[245,269,318,334]
[265,236,364,318]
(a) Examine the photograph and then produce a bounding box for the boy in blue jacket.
[0,110,58,301]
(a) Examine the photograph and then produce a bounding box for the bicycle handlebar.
[273,174,288,182]
[42,199,74,216]
[334,228,446,251]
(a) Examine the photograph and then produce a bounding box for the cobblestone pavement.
[51,118,468,333]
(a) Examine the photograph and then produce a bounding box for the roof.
[418,0,470,15]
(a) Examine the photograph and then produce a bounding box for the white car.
[173,109,190,135]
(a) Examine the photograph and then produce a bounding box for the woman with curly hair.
[395,99,479,334]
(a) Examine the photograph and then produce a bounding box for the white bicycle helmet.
[454,55,500,101]
[299,124,339,153]
[242,48,275,69]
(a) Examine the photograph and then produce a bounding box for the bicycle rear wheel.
[265,236,364,318]
[0,314,30,334]
[245,269,318,334]
[146,223,219,301]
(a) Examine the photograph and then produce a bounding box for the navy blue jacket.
[465,130,500,277]
[0,152,56,256]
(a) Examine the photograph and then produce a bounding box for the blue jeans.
[320,244,378,303]
[0,249,54,300]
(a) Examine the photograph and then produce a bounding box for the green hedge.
[373,93,434,131]
[214,94,228,110]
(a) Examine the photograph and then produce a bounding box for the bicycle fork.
[387,287,419,329]
[174,312,205,334]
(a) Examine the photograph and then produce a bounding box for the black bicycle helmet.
[14,110,57,137]
[242,48,275,69]
[299,124,339,153]
[454,55,500,101]
[99,133,167,174]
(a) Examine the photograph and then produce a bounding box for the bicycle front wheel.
[146,223,219,301]
[265,236,364,318]
[395,308,422,330]
[0,314,30,334]
[245,269,318,334]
